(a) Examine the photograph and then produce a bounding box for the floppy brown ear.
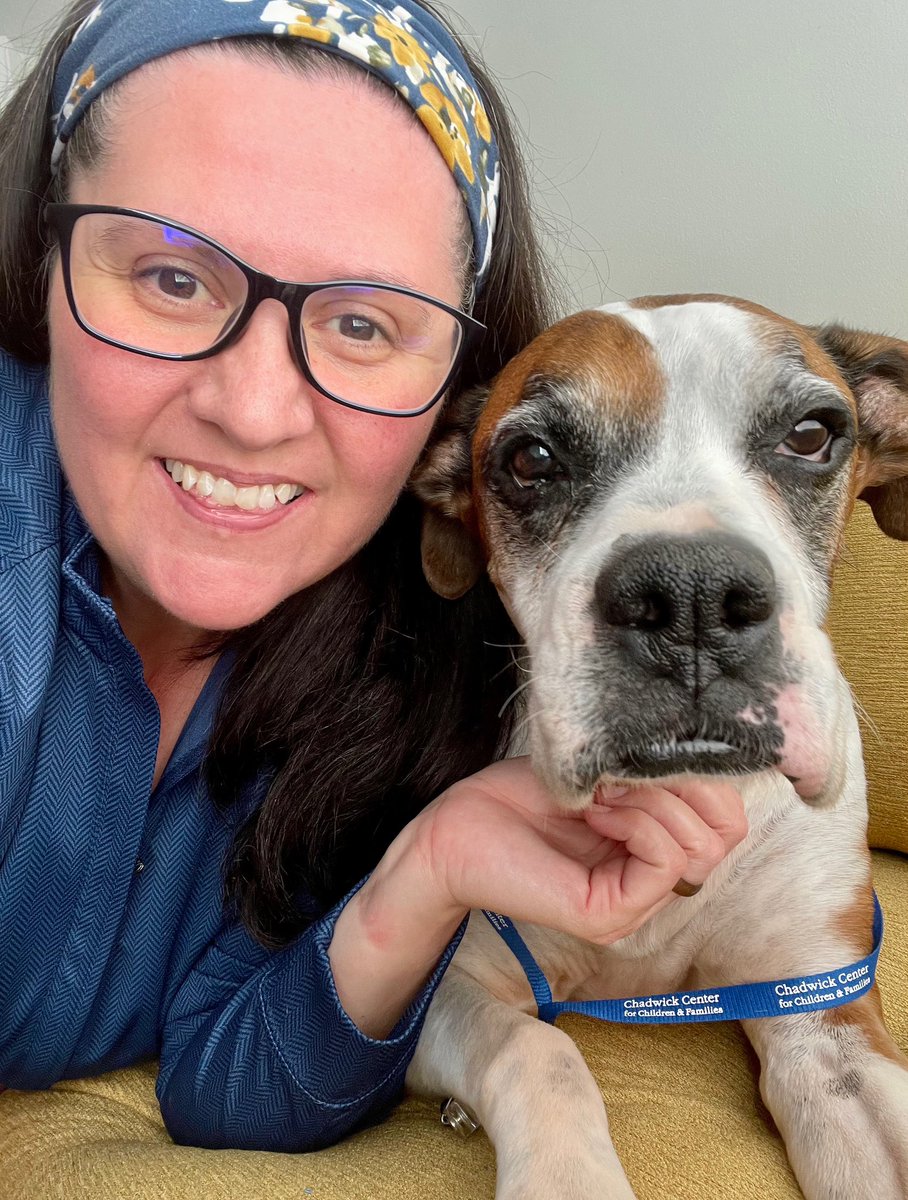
[811,324,908,539]
[409,385,489,599]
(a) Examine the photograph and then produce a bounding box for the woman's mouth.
[162,458,306,513]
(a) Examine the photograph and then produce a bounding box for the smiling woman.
[0,0,545,1130]
[46,51,465,636]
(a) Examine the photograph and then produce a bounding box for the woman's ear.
[811,324,908,539]
[409,385,489,599]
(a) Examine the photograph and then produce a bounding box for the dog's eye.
[775,418,835,463]
[506,441,563,487]
[509,442,564,487]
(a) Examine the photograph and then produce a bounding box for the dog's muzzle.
[584,529,786,779]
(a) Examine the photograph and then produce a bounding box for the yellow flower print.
[374,13,432,76]
[417,85,474,183]
[286,13,341,44]
[469,91,492,144]
[429,54,492,146]
[67,65,96,108]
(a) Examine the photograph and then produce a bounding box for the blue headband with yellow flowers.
[51,0,499,287]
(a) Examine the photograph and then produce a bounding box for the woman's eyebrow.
[94,218,234,271]
[100,220,438,296]
[314,262,424,290]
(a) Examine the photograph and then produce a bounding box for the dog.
[406,294,908,1199]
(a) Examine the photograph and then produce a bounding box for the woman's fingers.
[665,778,750,853]
[581,805,691,936]
[414,769,749,948]
[584,778,747,889]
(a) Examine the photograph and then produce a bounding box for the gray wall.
[0,0,59,39]
[2,0,906,335]
[0,0,59,93]
[450,0,908,335]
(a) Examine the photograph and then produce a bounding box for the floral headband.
[50,0,499,287]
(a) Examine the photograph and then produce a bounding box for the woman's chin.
[168,591,286,635]
[140,566,299,638]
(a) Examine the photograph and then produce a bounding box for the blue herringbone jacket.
[0,349,460,1150]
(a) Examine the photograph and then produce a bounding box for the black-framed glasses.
[44,203,484,417]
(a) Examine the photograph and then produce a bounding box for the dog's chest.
[457,903,709,1012]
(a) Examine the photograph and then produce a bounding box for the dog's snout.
[595,532,778,689]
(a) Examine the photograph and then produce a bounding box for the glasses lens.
[301,285,463,414]
[65,212,248,356]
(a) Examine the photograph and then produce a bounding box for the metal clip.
[440,1096,481,1137]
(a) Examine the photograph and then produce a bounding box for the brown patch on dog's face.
[814,329,908,477]
[760,324,854,409]
[632,292,781,318]
[470,310,667,577]
[412,310,667,601]
[472,310,666,464]
[631,294,908,565]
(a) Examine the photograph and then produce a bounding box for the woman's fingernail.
[596,785,629,803]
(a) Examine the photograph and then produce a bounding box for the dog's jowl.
[408,295,908,1200]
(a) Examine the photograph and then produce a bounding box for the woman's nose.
[185,299,317,449]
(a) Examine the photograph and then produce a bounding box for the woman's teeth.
[164,459,304,511]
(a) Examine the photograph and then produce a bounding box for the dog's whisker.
[490,650,532,685]
[532,531,566,563]
[508,646,533,676]
[497,676,534,719]
[851,693,882,744]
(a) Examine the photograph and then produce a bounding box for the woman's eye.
[331,313,384,342]
[135,264,215,307]
[154,268,200,300]
[775,418,835,462]
[509,442,564,486]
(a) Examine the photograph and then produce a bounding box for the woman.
[0,0,746,1164]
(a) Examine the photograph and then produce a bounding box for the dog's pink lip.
[770,684,831,800]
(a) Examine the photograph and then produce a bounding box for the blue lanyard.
[482,892,884,1025]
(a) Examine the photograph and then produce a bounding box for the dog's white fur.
[406,297,908,1199]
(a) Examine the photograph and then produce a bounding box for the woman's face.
[47,50,466,636]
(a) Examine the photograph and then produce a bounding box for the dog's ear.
[409,385,489,599]
[811,324,908,540]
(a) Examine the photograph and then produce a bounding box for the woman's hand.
[403,758,749,944]
[329,759,747,1037]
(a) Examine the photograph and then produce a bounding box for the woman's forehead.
[70,48,466,297]
[50,1,497,288]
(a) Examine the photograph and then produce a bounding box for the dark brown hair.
[0,0,556,944]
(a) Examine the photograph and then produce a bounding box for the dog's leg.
[744,990,908,1200]
[407,965,637,1200]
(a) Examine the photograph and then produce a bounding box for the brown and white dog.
[406,295,908,1199]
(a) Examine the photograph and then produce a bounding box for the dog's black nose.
[594,531,778,692]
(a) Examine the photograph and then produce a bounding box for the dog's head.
[412,295,908,809]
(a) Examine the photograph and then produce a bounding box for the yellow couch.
[1,501,906,1200]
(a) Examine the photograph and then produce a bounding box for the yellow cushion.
[2,851,905,1200]
[828,501,908,853]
